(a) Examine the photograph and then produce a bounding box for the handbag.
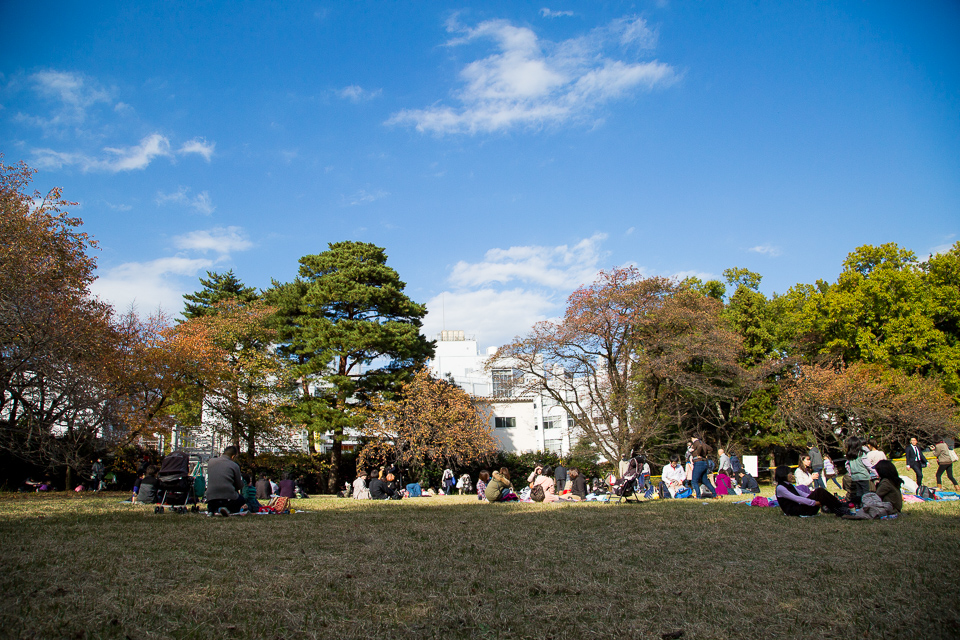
[530,485,545,502]
[949,449,959,462]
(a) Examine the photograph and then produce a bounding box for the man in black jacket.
[370,474,396,499]
[905,437,927,485]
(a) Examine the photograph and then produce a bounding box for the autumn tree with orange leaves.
[176,298,295,456]
[778,361,959,450]
[489,267,767,463]
[357,368,497,477]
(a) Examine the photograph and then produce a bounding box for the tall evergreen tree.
[267,241,434,492]
[182,270,259,319]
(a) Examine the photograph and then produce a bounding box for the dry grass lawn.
[1,486,958,640]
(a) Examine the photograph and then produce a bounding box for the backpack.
[530,485,545,502]
[917,486,937,500]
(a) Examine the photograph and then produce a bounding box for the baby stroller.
[609,456,643,504]
[156,450,204,514]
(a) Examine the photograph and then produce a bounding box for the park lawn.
[1,491,958,640]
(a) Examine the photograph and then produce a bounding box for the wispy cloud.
[173,226,252,254]
[16,70,112,131]
[91,256,215,315]
[156,186,215,214]
[387,16,676,134]
[449,233,608,289]
[748,244,782,257]
[343,189,389,206]
[540,8,574,18]
[336,85,383,102]
[422,288,558,350]
[179,137,215,161]
[32,133,172,172]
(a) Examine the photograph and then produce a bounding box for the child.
[476,470,489,501]
[243,478,260,513]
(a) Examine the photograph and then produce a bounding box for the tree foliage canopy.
[358,368,496,475]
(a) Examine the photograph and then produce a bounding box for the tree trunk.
[328,429,342,494]
[65,466,72,491]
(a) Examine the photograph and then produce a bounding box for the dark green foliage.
[182,270,259,319]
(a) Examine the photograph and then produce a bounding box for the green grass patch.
[1,491,958,640]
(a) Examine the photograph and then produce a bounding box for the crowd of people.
[345,435,956,522]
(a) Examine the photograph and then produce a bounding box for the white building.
[428,330,579,456]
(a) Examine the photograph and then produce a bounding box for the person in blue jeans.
[689,437,719,499]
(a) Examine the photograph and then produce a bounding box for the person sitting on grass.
[737,471,760,494]
[206,446,247,517]
[714,468,734,496]
[774,465,850,517]
[353,471,368,499]
[384,472,401,499]
[660,455,686,498]
[843,436,873,507]
[485,468,517,502]
[278,472,296,499]
[793,455,816,490]
[873,460,903,513]
[568,468,587,500]
[476,470,489,501]
[531,465,559,502]
[255,473,272,500]
[132,465,160,504]
[243,477,261,513]
[369,471,389,499]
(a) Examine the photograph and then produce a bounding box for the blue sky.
[2,1,958,349]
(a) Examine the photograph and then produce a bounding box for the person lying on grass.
[774,465,851,517]
[485,468,518,502]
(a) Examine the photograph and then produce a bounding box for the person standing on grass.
[808,444,825,490]
[689,437,719,499]
[554,462,567,494]
[91,458,105,491]
[822,456,842,489]
[774,466,851,517]
[206,446,246,516]
[933,439,960,491]
[905,437,927,486]
[717,448,732,475]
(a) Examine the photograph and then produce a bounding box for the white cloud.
[20,70,112,130]
[337,85,383,102]
[748,244,782,257]
[156,186,215,214]
[422,288,559,350]
[540,8,574,18]
[173,226,252,254]
[343,189,389,206]
[179,137,215,161]
[387,16,676,134]
[449,233,607,289]
[32,133,173,172]
[91,256,214,315]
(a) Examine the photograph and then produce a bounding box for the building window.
[543,417,559,430]
[494,417,516,429]
[492,369,519,397]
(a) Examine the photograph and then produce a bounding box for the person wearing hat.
[352,470,368,499]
